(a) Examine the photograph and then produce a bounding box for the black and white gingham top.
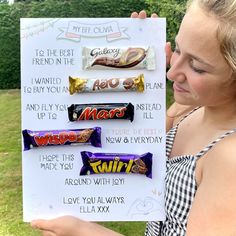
[145,108,236,236]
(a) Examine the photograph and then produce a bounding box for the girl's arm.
[186,134,236,235]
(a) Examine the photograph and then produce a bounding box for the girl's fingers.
[165,42,173,66]
[130,12,139,18]
[131,11,158,19]
[42,231,56,236]
[138,10,147,19]
[31,219,54,232]
[151,13,158,18]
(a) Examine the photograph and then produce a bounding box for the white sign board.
[21,18,166,222]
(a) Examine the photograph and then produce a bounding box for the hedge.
[0,0,187,89]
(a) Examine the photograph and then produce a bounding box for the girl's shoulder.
[208,130,236,164]
[202,130,236,181]
[166,102,196,132]
[188,130,236,235]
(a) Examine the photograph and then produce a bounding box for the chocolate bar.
[22,127,102,150]
[69,74,144,94]
[68,103,134,122]
[80,151,152,178]
[82,46,155,70]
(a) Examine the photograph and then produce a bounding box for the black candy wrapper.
[68,103,134,122]
[80,151,152,178]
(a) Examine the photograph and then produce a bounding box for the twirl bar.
[22,127,102,150]
[68,103,134,122]
[80,151,153,178]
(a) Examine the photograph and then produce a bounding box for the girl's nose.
[167,54,186,83]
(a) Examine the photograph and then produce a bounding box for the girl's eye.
[190,60,206,74]
[174,47,180,54]
[191,66,206,74]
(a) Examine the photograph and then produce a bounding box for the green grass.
[0,90,40,236]
[0,88,173,236]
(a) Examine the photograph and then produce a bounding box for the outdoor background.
[0,0,186,235]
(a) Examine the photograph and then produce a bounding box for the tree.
[14,0,46,2]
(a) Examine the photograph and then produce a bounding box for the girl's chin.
[173,94,193,106]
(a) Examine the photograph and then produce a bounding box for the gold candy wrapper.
[69,74,144,95]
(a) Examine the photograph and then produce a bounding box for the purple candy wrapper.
[80,151,152,178]
[22,127,101,151]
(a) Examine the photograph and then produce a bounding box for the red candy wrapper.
[68,103,134,122]
[22,127,101,151]
[80,151,152,178]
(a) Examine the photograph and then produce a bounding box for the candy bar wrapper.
[69,74,144,94]
[80,151,152,178]
[68,103,134,122]
[82,46,155,70]
[22,127,102,151]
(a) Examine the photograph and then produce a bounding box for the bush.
[0,4,21,89]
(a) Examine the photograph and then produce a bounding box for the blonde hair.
[188,0,236,76]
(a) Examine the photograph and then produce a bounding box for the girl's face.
[167,4,234,107]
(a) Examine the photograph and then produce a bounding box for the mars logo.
[78,107,127,120]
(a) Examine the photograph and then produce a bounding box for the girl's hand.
[31,216,123,236]
[165,42,172,67]
[130,10,158,19]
